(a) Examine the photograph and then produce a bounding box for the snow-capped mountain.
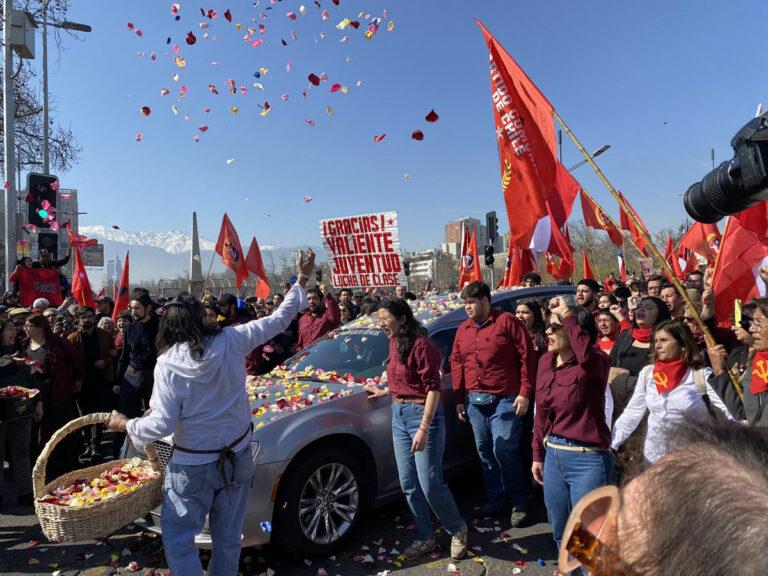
[80,225,217,255]
[79,225,318,283]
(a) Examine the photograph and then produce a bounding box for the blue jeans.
[392,402,465,541]
[466,394,527,509]
[543,435,617,551]
[161,446,253,576]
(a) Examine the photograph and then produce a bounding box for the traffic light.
[484,245,495,267]
[27,173,59,228]
[403,260,411,276]
[315,268,323,283]
[38,230,59,259]
[485,211,499,244]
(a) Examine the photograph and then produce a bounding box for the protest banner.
[319,211,406,288]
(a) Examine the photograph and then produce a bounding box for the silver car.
[134,285,575,555]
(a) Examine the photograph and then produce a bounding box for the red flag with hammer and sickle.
[751,351,768,395]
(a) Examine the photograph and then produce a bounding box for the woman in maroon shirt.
[365,299,467,561]
[532,298,616,556]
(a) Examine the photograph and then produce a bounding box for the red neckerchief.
[751,351,768,395]
[597,337,615,352]
[653,359,688,394]
[632,327,653,343]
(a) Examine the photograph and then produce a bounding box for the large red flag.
[664,235,685,280]
[112,252,130,322]
[546,253,574,281]
[72,248,96,309]
[617,191,651,256]
[245,237,271,299]
[502,244,522,288]
[581,249,595,280]
[478,20,557,249]
[677,222,721,264]
[459,228,482,288]
[215,213,249,288]
[580,191,623,246]
[712,205,768,327]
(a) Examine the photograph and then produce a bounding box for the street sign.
[81,244,104,267]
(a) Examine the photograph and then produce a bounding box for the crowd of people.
[2,246,768,575]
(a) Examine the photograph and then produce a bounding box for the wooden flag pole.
[554,110,743,400]
[201,250,217,296]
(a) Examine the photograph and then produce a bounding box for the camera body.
[684,112,768,223]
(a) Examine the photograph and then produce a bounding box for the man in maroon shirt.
[450,281,536,527]
[296,284,341,350]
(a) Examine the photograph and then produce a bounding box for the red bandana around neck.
[632,327,653,344]
[653,359,689,394]
[751,351,768,396]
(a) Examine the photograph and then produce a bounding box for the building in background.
[441,216,503,257]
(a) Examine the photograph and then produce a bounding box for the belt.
[392,396,426,404]
[173,425,252,487]
[544,437,607,453]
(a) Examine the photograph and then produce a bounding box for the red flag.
[549,163,581,228]
[459,227,482,288]
[245,237,271,299]
[677,222,721,264]
[546,252,574,281]
[72,249,96,309]
[112,252,130,322]
[664,235,684,281]
[712,206,768,327]
[581,249,595,280]
[64,222,97,252]
[580,191,623,246]
[502,244,522,288]
[96,288,105,300]
[478,20,557,249]
[215,213,249,288]
[617,191,651,256]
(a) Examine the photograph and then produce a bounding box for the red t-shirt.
[386,336,442,400]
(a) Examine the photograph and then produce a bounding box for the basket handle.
[32,412,160,498]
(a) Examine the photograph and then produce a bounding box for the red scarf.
[597,338,615,353]
[751,351,768,395]
[652,359,689,394]
[632,327,653,343]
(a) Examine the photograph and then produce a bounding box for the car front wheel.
[274,448,367,555]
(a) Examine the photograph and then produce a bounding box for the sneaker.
[510,506,528,528]
[450,524,468,560]
[404,538,436,560]
[475,502,506,518]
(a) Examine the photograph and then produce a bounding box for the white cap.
[32,297,50,310]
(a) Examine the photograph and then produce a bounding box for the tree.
[0,0,81,175]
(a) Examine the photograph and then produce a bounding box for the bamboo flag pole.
[554,110,743,400]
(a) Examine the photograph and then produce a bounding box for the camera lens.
[684,160,743,223]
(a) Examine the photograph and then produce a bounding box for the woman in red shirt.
[365,299,467,561]
[532,298,616,556]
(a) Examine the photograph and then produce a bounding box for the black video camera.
[684,111,768,223]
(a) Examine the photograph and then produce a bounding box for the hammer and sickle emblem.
[755,360,768,384]
[653,370,669,389]
[594,206,608,227]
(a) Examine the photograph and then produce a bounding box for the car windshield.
[283,328,390,380]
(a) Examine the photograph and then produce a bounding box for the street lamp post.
[40,0,92,174]
[3,0,17,289]
[567,144,611,172]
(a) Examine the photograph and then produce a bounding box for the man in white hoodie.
[107,250,316,576]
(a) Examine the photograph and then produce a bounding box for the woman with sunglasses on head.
[532,297,616,561]
[612,320,732,466]
[708,297,768,427]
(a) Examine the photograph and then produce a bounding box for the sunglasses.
[559,485,639,576]
[548,322,564,332]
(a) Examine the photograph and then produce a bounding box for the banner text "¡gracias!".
[322,213,402,288]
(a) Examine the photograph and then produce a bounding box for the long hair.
[650,319,704,368]
[638,296,672,327]
[155,292,219,361]
[381,299,427,363]
[516,299,547,351]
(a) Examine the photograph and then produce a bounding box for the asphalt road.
[1,466,560,576]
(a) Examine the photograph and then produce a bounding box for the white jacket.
[611,364,733,464]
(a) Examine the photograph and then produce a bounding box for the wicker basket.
[32,412,164,543]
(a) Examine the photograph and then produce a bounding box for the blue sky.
[41,0,768,250]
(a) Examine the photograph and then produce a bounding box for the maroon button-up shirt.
[450,309,536,404]
[532,315,611,462]
[296,295,341,350]
[386,336,442,400]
